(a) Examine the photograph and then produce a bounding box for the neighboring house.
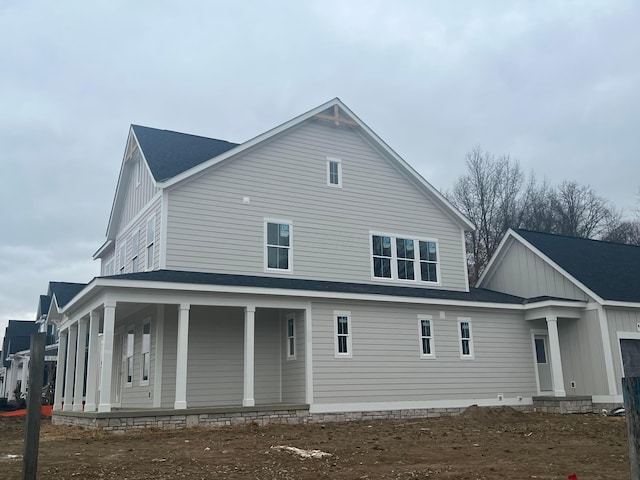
[1,320,38,400]
[47,99,626,430]
[478,228,640,405]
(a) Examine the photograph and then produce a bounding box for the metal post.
[623,377,640,480]
[22,332,46,480]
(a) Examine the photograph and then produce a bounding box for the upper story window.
[370,234,439,284]
[265,220,292,272]
[118,243,126,274]
[131,230,140,273]
[459,318,474,359]
[146,216,155,271]
[327,157,342,187]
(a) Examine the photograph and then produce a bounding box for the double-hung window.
[286,315,296,360]
[371,234,439,283]
[334,311,352,358]
[146,216,155,271]
[131,230,140,273]
[265,220,292,272]
[141,322,151,384]
[126,327,135,385]
[418,316,435,358]
[327,157,342,187]
[459,318,474,359]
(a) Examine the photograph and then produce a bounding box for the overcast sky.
[1,0,639,342]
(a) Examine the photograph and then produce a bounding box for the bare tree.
[601,220,640,246]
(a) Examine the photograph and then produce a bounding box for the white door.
[534,335,553,392]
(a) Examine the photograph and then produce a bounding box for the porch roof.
[100,269,527,304]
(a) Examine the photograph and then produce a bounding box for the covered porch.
[50,284,313,421]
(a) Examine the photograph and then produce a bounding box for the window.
[459,318,474,359]
[141,322,151,383]
[131,230,140,273]
[135,158,142,186]
[118,243,126,274]
[419,316,435,358]
[334,311,352,357]
[103,258,114,276]
[371,234,439,283]
[265,220,292,271]
[327,157,342,187]
[286,314,296,360]
[126,327,135,385]
[146,216,155,271]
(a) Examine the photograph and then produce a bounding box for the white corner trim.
[461,229,470,292]
[598,306,619,395]
[159,189,168,269]
[309,397,533,414]
[304,302,314,405]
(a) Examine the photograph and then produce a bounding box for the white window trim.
[103,257,114,276]
[118,243,126,274]
[140,319,151,386]
[264,218,293,273]
[146,216,155,271]
[334,310,352,358]
[458,317,474,359]
[286,313,296,361]
[131,230,140,273]
[125,325,135,387]
[418,315,435,359]
[326,156,342,187]
[135,157,142,187]
[369,231,441,285]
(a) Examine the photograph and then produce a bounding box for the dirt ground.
[0,407,631,479]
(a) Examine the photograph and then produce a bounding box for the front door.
[534,335,553,392]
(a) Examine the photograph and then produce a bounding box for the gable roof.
[513,229,640,303]
[48,282,87,309]
[2,320,38,367]
[37,295,51,319]
[131,125,238,182]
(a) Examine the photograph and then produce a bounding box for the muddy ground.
[0,407,631,479]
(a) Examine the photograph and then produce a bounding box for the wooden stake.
[22,332,46,480]
[623,377,640,480]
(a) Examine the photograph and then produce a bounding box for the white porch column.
[53,329,68,411]
[7,358,17,400]
[73,318,88,411]
[20,357,28,397]
[546,315,567,397]
[84,310,100,412]
[98,301,116,413]
[174,303,190,410]
[243,305,256,407]
[63,323,78,411]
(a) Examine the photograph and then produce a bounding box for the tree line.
[447,147,640,284]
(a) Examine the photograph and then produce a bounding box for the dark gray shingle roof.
[104,269,525,304]
[2,320,38,367]
[49,282,87,308]
[516,229,640,302]
[132,125,239,182]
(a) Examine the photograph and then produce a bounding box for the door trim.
[531,329,553,394]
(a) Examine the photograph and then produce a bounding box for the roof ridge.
[131,124,237,145]
[515,228,640,249]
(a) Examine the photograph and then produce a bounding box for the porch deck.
[52,403,310,431]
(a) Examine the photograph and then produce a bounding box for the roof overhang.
[93,239,114,259]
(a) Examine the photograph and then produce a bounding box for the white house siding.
[166,120,467,290]
[100,246,115,276]
[556,309,608,396]
[116,148,159,233]
[116,305,157,408]
[281,311,306,404]
[310,300,537,406]
[482,240,591,301]
[114,196,161,274]
[605,307,640,393]
[160,305,178,409]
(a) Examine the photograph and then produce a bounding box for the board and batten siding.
[281,311,306,404]
[165,120,467,290]
[310,300,537,405]
[116,148,159,233]
[556,309,608,396]
[606,307,640,394]
[113,197,161,274]
[483,239,591,301]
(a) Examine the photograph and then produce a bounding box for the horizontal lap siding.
[606,308,640,393]
[117,149,159,232]
[161,306,178,409]
[311,300,537,404]
[484,240,590,301]
[114,196,161,274]
[254,309,281,404]
[166,120,466,290]
[282,312,306,403]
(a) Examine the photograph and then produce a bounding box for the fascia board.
[602,300,640,308]
[93,239,114,259]
[522,299,588,310]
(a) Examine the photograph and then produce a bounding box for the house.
[0,320,38,401]
[48,98,628,431]
[478,228,640,404]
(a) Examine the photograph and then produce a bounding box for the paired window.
[371,234,439,283]
[327,157,342,187]
[146,216,155,271]
[265,220,292,271]
[459,318,474,358]
[419,316,435,358]
[125,327,135,385]
[131,230,140,273]
[286,315,296,360]
[334,311,352,357]
[118,243,126,274]
[141,322,151,383]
